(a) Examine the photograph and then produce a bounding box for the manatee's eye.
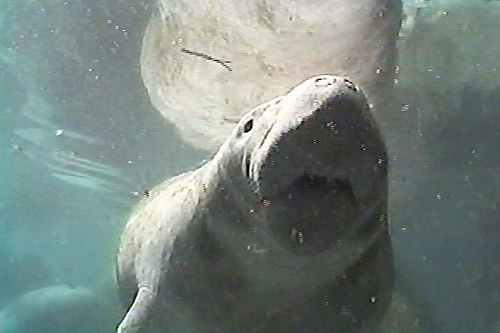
[243,119,253,133]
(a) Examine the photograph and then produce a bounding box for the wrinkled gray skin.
[116,75,392,332]
[141,0,402,151]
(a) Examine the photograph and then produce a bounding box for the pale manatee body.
[141,0,402,151]
[116,75,392,332]
[0,285,117,333]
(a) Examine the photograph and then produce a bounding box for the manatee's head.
[221,75,388,255]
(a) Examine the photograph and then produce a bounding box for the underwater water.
[0,0,205,331]
[1,0,499,332]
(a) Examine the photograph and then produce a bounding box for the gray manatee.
[141,0,402,151]
[0,285,117,333]
[0,250,54,308]
[116,75,392,332]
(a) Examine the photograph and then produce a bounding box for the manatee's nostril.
[314,76,336,87]
[343,78,357,91]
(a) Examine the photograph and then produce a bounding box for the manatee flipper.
[117,286,156,333]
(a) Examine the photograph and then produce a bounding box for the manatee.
[141,0,402,151]
[0,285,117,333]
[116,75,392,332]
[0,250,54,308]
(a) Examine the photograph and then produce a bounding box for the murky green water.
[1,0,499,332]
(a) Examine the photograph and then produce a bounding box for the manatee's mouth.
[264,172,360,255]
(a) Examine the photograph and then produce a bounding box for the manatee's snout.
[314,75,337,87]
[246,75,387,254]
[249,75,383,201]
[313,75,356,91]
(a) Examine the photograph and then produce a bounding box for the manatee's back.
[116,171,198,310]
[140,0,402,151]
